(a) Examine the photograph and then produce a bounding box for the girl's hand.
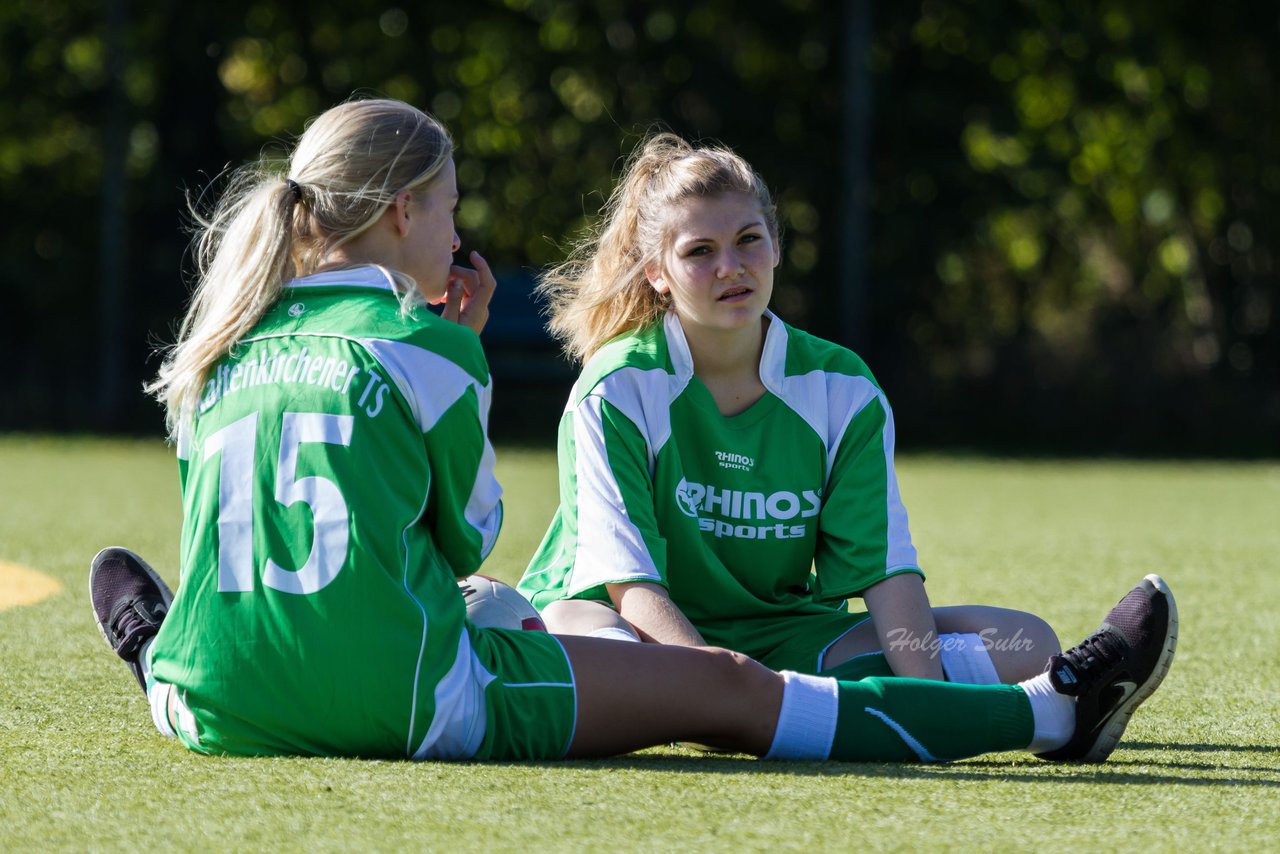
[441,251,497,335]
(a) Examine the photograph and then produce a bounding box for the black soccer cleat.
[89,547,174,692]
[1038,573,1178,763]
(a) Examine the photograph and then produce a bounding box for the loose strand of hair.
[537,135,689,362]
[147,171,297,437]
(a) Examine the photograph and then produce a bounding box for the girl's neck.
[681,314,769,378]
[314,247,383,275]
[315,223,398,275]
[680,314,770,416]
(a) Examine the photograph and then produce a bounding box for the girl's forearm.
[863,573,945,680]
[608,581,707,647]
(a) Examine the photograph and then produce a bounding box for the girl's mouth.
[718,286,751,301]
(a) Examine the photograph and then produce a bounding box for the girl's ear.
[645,260,669,294]
[392,190,412,237]
[772,234,782,268]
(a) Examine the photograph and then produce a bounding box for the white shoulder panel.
[591,366,683,472]
[360,338,476,433]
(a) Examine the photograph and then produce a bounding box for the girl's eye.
[685,245,711,257]
[740,233,761,245]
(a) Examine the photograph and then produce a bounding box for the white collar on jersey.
[662,309,790,396]
[284,264,398,292]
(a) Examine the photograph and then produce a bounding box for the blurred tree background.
[1,0,1275,454]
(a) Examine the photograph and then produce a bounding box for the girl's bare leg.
[542,599,636,637]
[823,605,1060,682]
[559,636,782,758]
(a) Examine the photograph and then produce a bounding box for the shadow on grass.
[502,745,1280,789]
[1123,741,1279,754]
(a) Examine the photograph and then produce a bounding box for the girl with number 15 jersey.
[158,265,503,756]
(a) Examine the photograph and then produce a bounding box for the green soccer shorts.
[468,625,578,761]
[730,608,882,675]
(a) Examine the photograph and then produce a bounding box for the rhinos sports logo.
[675,477,821,540]
[675,479,703,518]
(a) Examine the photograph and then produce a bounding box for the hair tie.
[284,178,303,203]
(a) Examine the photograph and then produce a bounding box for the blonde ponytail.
[539,132,778,363]
[148,98,452,437]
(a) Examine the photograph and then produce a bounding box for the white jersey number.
[204,411,355,594]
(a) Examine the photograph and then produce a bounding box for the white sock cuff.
[148,680,177,738]
[139,639,176,738]
[1018,671,1075,754]
[586,626,641,643]
[938,632,1000,684]
[763,671,839,760]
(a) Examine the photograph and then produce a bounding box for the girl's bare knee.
[992,610,1060,681]
[697,646,779,696]
[1023,612,1060,657]
[541,599,628,635]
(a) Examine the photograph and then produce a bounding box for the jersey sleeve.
[364,334,503,575]
[422,381,503,574]
[561,392,669,598]
[812,390,921,602]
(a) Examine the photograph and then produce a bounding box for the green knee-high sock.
[830,677,1034,762]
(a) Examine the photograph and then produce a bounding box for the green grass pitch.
[1,435,1277,851]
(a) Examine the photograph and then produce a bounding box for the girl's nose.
[718,252,745,279]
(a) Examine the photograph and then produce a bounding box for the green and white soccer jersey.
[519,311,922,656]
[150,266,510,758]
